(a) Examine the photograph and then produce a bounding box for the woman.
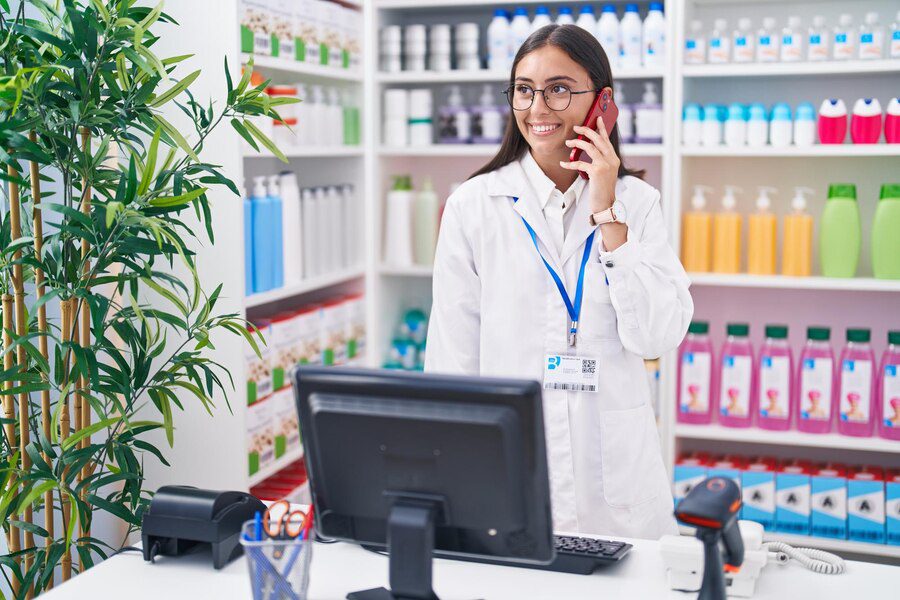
[424,25,693,540]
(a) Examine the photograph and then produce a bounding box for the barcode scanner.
[675,477,745,600]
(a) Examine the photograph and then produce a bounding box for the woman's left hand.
[560,122,620,214]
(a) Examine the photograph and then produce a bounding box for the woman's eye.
[515,85,533,95]
[550,85,569,95]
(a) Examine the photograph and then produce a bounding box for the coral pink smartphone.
[569,87,618,179]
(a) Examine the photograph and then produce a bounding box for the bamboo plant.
[0,1,292,596]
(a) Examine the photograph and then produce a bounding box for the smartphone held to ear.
[569,87,618,180]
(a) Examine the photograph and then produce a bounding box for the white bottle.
[724,103,747,147]
[701,104,723,147]
[414,177,439,266]
[576,5,597,35]
[685,20,706,65]
[328,87,343,146]
[619,4,642,69]
[616,84,635,143]
[439,85,472,144]
[746,103,768,147]
[531,6,552,34]
[295,83,309,146]
[893,10,900,58]
[556,7,574,26]
[280,172,303,285]
[681,103,702,147]
[732,18,755,63]
[596,4,620,69]
[634,82,663,143]
[488,10,511,71]
[769,103,793,147]
[509,8,531,63]
[858,12,885,60]
[756,17,779,63]
[833,14,856,60]
[807,15,830,61]
[301,187,318,279]
[326,185,343,268]
[309,85,326,146]
[474,84,503,144]
[781,16,804,62]
[708,19,731,64]
[314,186,332,271]
[384,176,415,267]
[642,2,666,68]
[340,184,356,268]
[793,102,816,147]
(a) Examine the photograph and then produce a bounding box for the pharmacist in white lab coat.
[425,25,692,539]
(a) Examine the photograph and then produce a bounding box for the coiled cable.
[763,541,846,575]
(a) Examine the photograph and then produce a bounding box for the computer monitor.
[292,366,554,600]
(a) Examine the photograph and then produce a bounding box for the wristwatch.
[589,199,627,226]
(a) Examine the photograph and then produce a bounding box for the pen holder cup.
[240,520,313,600]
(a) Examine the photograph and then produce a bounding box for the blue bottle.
[268,175,284,290]
[244,186,254,296]
[251,176,273,293]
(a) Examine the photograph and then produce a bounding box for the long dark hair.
[470,24,644,180]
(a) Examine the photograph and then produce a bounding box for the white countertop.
[41,534,898,600]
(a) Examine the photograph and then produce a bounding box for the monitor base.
[347,587,438,600]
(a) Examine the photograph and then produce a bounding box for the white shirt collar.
[519,151,586,211]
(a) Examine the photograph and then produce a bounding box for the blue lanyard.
[513,197,595,348]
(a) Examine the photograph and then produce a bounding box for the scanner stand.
[348,498,446,600]
[696,528,726,600]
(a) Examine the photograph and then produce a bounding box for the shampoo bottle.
[820,183,860,278]
[838,328,877,437]
[782,187,814,277]
[279,171,303,285]
[678,321,715,424]
[384,175,415,267]
[758,325,794,431]
[879,331,900,440]
[850,98,883,144]
[268,175,284,289]
[718,323,755,428]
[797,326,836,433]
[682,103,702,147]
[748,186,777,275]
[681,185,713,272]
[251,176,273,293]
[724,103,748,147]
[872,183,900,279]
[712,185,743,274]
[817,99,848,144]
[886,97,900,143]
[414,177,439,266]
[746,103,768,147]
[793,102,817,147]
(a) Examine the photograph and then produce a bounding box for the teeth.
[532,124,559,133]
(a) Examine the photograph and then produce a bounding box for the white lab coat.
[424,158,693,540]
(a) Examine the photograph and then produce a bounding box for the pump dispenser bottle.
[782,187,814,277]
[712,185,743,273]
[748,186,777,275]
[681,185,713,272]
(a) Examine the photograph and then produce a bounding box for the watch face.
[612,200,627,222]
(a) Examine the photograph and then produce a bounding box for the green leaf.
[139,2,164,30]
[15,481,57,517]
[242,118,288,163]
[106,201,124,228]
[149,69,200,108]
[154,114,199,162]
[139,128,161,195]
[230,118,258,151]
[148,186,207,208]
[89,0,110,21]
[61,418,118,451]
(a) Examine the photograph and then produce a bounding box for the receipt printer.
[141,486,266,569]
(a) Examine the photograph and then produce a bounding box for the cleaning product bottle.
[487,9,510,71]
[682,103,703,147]
[782,187,814,277]
[642,2,666,68]
[708,18,731,64]
[879,331,900,440]
[718,323,755,428]
[530,5,552,33]
[301,186,319,278]
[619,4,642,69]
[267,176,284,289]
[858,12,885,60]
[817,99,848,144]
[681,185,713,272]
[576,5,598,37]
[414,177,439,266]
[326,185,343,268]
[244,181,254,295]
[685,20,706,65]
[780,16,804,62]
[893,10,900,58]
[769,103,792,147]
[886,97,900,143]
[758,325,794,431]
[732,18,755,63]
[724,103,747,147]
[850,98,883,144]
[807,15,830,61]
[820,183,860,278]
[872,183,900,279]
[472,85,503,144]
[509,8,531,63]
[797,326,836,433]
[756,17,779,62]
[712,185,742,273]
[596,4,620,69]
[556,6,574,26]
[838,328,877,437]
[701,103,723,147]
[384,175,415,267]
[616,84,635,143]
[279,171,303,285]
[251,176,273,293]
[678,321,715,424]
[439,85,471,144]
[748,186,777,275]
[635,82,663,143]
[746,103,768,147]
[793,102,817,147]
[833,14,856,60]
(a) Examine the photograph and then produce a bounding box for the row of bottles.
[678,322,900,441]
[383,175,441,268]
[681,183,900,280]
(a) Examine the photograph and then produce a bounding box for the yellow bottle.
[712,185,743,274]
[748,186,777,275]
[782,186,814,277]
[681,185,713,272]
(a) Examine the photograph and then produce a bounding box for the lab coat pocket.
[580,263,618,341]
[599,404,667,509]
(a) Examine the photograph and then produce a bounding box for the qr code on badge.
[582,359,596,374]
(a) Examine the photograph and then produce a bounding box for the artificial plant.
[0,1,292,597]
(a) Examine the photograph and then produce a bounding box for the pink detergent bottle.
[838,328,877,437]
[817,99,848,144]
[678,321,715,424]
[758,325,794,431]
[797,326,836,434]
[886,97,900,144]
[878,330,900,440]
[718,323,755,428]
[850,98,883,144]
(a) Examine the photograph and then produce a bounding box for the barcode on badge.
[582,359,596,374]
[544,383,598,392]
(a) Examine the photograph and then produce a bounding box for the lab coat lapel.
[560,178,629,265]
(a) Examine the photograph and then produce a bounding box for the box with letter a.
[673,453,709,508]
[811,464,847,539]
[776,460,812,535]
[848,466,885,544]
[887,469,900,546]
[742,457,776,530]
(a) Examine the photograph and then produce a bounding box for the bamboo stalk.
[8,162,34,595]
[2,293,21,596]
[59,299,74,582]
[78,128,93,567]
[29,130,54,590]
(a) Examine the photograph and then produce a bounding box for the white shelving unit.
[379,143,665,157]
[689,273,900,293]
[244,147,364,159]
[376,67,665,83]
[682,58,900,78]
[248,447,304,487]
[676,423,899,454]
[681,145,900,158]
[241,53,363,82]
[244,267,367,309]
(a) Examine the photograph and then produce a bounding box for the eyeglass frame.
[502,84,600,112]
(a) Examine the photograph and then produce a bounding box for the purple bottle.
[797,326,836,434]
[717,323,755,428]
[757,325,794,431]
[678,321,715,424]
[879,330,900,440]
[838,328,877,437]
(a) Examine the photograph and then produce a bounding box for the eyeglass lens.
[508,85,572,111]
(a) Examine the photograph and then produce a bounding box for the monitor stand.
[348,500,440,600]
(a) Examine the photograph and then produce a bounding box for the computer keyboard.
[436,535,633,575]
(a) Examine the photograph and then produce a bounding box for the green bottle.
[872,184,900,280]
[820,184,860,278]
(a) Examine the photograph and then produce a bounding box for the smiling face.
[511,45,598,162]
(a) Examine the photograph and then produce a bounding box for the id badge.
[543,353,600,393]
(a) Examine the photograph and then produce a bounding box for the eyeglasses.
[503,84,598,111]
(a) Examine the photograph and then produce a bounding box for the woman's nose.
[529,91,552,116]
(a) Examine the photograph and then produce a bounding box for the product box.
[344,293,365,364]
[312,0,329,66]
[673,453,709,507]
[245,320,273,406]
[293,0,313,62]
[887,469,900,546]
[295,305,323,366]
[270,0,295,60]
[270,311,302,391]
[811,464,848,539]
[776,461,812,535]
[321,298,347,366]
[324,1,342,67]
[247,398,275,476]
[707,455,746,491]
[239,0,272,56]
[741,457,777,530]
[271,388,299,459]
[847,466,885,544]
